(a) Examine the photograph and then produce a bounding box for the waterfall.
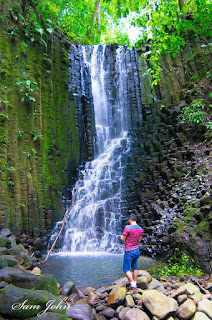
[49,44,142,253]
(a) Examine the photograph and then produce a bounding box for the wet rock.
[0,235,11,249]
[107,286,126,308]
[178,299,196,319]
[87,291,98,306]
[197,299,212,318]
[66,302,94,320]
[6,273,58,295]
[0,247,9,255]
[67,293,81,304]
[83,286,96,296]
[124,308,150,320]
[60,280,77,296]
[0,229,11,237]
[99,307,115,318]
[142,289,178,319]
[0,266,23,281]
[0,255,17,268]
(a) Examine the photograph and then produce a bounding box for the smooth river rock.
[178,299,196,320]
[197,299,212,318]
[107,286,126,308]
[124,308,150,320]
[142,289,178,319]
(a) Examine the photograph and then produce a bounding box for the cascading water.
[49,44,142,253]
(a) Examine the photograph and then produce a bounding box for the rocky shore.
[0,229,212,320]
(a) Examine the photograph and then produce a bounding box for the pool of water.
[40,252,154,290]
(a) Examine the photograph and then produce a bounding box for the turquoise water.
[40,252,154,289]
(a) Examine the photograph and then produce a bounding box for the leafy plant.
[18,130,24,138]
[133,0,212,84]
[31,131,43,141]
[0,113,9,120]
[8,181,15,186]
[16,79,39,102]
[180,99,212,135]
[149,248,204,277]
[6,167,16,172]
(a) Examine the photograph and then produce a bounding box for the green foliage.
[133,0,212,84]
[0,113,9,120]
[18,130,24,138]
[9,1,54,46]
[150,248,204,277]
[180,99,212,135]
[31,131,44,141]
[16,80,39,102]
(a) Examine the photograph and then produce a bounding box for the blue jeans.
[123,248,140,272]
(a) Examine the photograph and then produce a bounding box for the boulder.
[118,307,131,320]
[1,228,11,237]
[124,308,150,320]
[87,291,98,306]
[99,307,115,318]
[83,286,96,296]
[184,283,201,301]
[7,273,58,295]
[67,293,81,304]
[0,255,17,268]
[107,286,126,308]
[0,247,9,255]
[66,302,94,320]
[137,270,152,283]
[142,289,178,319]
[60,280,77,296]
[169,286,187,299]
[0,235,11,249]
[0,267,23,281]
[177,294,187,304]
[178,299,196,320]
[137,276,148,289]
[93,314,107,320]
[113,277,128,286]
[0,285,66,318]
[197,299,212,318]
[147,278,166,294]
[125,294,135,307]
[191,312,210,320]
[32,312,69,319]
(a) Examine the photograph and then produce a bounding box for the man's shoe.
[126,288,138,295]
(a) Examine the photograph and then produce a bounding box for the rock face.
[0,0,80,236]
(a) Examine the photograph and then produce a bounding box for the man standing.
[121,213,143,291]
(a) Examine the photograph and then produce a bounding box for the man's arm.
[139,235,143,243]
[121,234,127,242]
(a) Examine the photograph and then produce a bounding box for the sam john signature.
[12,298,68,316]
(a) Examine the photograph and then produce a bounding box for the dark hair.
[129,213,137,221]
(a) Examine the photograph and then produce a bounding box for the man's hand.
[121,234,127,242]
